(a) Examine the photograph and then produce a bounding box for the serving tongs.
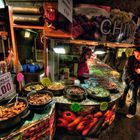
[30,81,36,91]
[6,94,19,108]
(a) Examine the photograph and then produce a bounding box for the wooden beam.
[53,39,135,48]
[8,6,19,73]
[44,26,71,39]
[13,24,44,30]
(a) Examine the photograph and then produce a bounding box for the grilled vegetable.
[82,118,98,136]
[57,118,68,127]
[67,116,83,128]
[88,116,105,136]
[62,111,76,122]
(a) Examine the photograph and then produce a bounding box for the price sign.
[58,0,73,22]
[0,72,15,100]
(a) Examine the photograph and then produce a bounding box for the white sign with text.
[58,0,73,22]
[0,72,15,100]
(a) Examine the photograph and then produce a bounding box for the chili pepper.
[111,104,116,111]
[76,120,88,131]
[105,110,113,121]
[67,116,83,128]
[62,110,76,122]
[67,126,75,131]
[102,119,109,127]
[82,114,94,121]
[57,118,68,127]
[108,114,115,125]
[82,118,98,136]
[94,111,103,118]
[104,110,110,116]
[90,116,105,136]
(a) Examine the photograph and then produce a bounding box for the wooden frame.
[8,5,71,75]
[8,6,47,74]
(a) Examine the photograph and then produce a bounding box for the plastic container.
[29,64,36,73]
[22,64,28,72]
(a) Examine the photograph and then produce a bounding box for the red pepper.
[57,118,68,127]
[67,116,83,128]
[76,120,88,131]
[67,126,75,131]
[62,111,76,122]
[82,118,98,136]
[94,111,103,118]
[82,114,94,121]
[111,104,116,111]
[105,110,113,121]
[108,114,115,125]
[104,110,110,116]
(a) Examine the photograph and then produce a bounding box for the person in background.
[77,47,92,83]
[0,53,4,61]
[115,52,127,81]
[103,50,116,68]
[119,47,140,118]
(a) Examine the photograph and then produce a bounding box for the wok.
[27,90,53,111]
[0,97,29,130]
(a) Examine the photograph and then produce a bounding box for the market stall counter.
[0,58,123,140]
[54,83,123,138]
[0,102,55,140]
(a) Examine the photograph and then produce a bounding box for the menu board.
[0,72,15,100]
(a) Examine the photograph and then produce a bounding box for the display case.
[0,103,55,140]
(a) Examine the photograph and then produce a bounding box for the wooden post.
[43,28,48,76]
[8,6,19,73]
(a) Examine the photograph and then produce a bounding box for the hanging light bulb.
[53,43,66,54]
[94,44,106,55]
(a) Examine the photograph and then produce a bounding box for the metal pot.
[64,85,86,101]
[27,90,53,111]
[0,97,29,130]
[22,82,45,96]
[48,88,64,96]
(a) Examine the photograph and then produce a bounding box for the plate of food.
[27,90,53,111]
[64,85,86,101]
[86,86,110,101]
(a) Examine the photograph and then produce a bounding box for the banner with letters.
[72,4,138,44]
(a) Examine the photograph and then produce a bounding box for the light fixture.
[53,45,66,54]
[94,44,106,55]
[24,31,30,38]
[0,0,5,8]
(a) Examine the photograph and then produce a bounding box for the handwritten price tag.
[0,72,15,100]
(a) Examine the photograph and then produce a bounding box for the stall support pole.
[43,29,48,76]
[8,6,19,73]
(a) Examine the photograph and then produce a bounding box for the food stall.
[0,1,139,140]
[53,56,123,138]
[0,72,55,140]
[0,58,123,140]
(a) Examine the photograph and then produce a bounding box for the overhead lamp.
[94,44,106,55]
[53,45,66,54]
[0,0,5,8]
[24,30,30,38]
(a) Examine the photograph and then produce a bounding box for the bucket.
[29,64,36,73]
[22,64,28,72]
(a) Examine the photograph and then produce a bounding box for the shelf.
[13,24,44,30]
[13,24,71,39]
